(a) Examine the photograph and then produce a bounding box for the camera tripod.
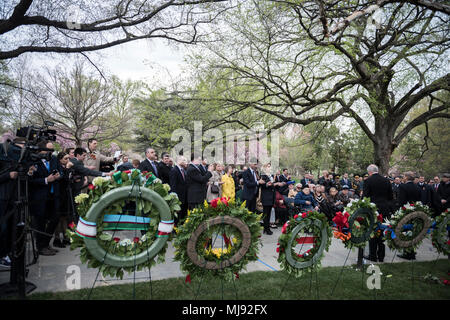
[0,168,38,298]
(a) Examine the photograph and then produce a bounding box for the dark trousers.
[32,195,60,251]
[176,202,188,225]
[368,237,385,261]
[0,201,12,258]
[262,205,272,231]
[245,197,257,213]
[275,207,288,225]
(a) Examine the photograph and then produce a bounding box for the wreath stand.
[83,181,152,300]
[186,215,244,300]
[380,209,433,298]
[71,176,174,300]
[279,233,321,300]
[330,207,377,298]
[277,213,331,300]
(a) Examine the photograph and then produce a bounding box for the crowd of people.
[1,138,449,269]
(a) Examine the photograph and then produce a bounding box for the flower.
[294,214,299,219]
[301,212,307,219]
[74,193,89,204]
[133,237,140,243]
[92,177,106,187]
[88,184,95,190]
[163,184,171,192]
[68,222,76,230]
[377,213,383,223]
[113,237,120,243]
[119,239,132,246]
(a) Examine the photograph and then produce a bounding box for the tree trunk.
[373,119,395,176]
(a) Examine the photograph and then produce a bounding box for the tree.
[28,62,138,146]
[0,0,233,60]
[178,0,449,174]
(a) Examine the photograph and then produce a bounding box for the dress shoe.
[398,254,415,260]
[39,248,56,256]
[263,229,273,235]
[53,238,65,248]
[364,255,378,263]
[47,246,59,253]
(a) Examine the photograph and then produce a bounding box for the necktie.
[45,160,54,194]
[151,161,158,176]
[181,167,185,180]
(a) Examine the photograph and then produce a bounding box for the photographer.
[29,140,62,256]
[0,137,36,267]
[52,152,74,248]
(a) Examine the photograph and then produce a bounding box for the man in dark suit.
[158,152,172,185]
[397,172,422,260]
[363,164,393,263]
[300,173,315,187]
[186,155,212,210]
[138,147,160,178]
[437,174,450,212]
[241,159,264,213]
[340,173,352,189]
[417,175,433,207]
[277,168,290,196]
[28,141,63,256]
[169,156,188,224]
[391,176,402,211]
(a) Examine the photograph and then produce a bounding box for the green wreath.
[384,201,432,251]
[277,211,332,278]
[431,209,450,256]
[173,198,263,282]
[333,197,380,250]
[66,169,181,279]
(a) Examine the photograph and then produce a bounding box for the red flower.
[113,237,120,243]
[281,222,289,234]
[356,217,364,223]
[294,214,299,219]
[447,240,450,245]
[68,222,76,230]
[301,212,307,218]
[133,237,140,243]
[211,198,219,208]
[185,274,191,284]
[276,247,280,253]
[402,206,406,210]
[234,272,239,279]
[220,197,229,206]
[410,203,415,206]
[88,184,95,190]
[377,214,383,223]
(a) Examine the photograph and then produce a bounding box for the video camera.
[0,121,57,172]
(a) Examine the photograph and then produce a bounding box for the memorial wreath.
[384,201,432,251]
[173,198,263,282]
[277,210,332,278]
[67,169,181,279]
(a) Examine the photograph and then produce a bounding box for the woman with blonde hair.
[221,165,235,201]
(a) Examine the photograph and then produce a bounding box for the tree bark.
[373,119,395,176]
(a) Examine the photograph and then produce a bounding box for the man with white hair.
[169,155,188,224]
[363,164,393,263]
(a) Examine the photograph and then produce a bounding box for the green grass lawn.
[27,259,450,300]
